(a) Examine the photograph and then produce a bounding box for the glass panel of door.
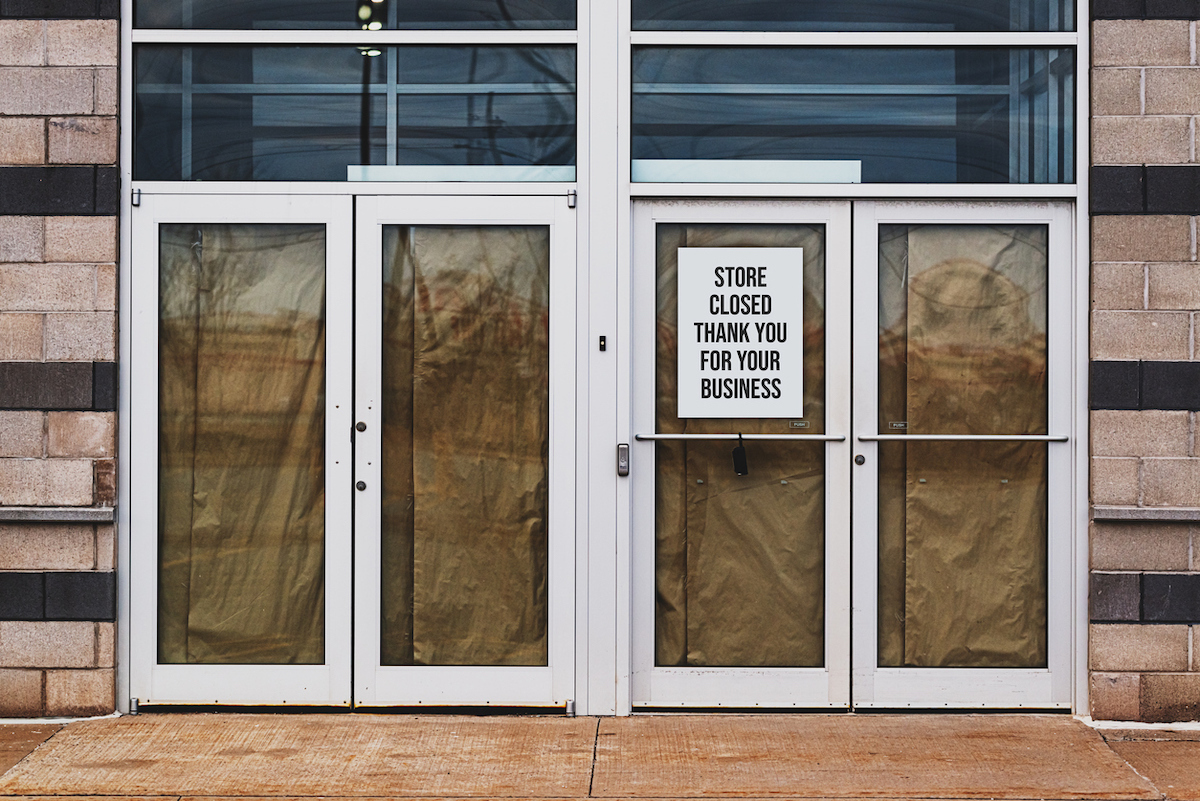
[353,195,576,707]
[131,194,574,707]
[130,194,355,704]
[631,199,1072,709]
[851,201,1073,708]
[631,200,854,708]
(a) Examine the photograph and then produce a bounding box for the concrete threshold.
[0,713,1191,799]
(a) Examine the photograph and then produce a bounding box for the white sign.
[677,247,803,418]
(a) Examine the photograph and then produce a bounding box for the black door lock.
[732,434,749,476]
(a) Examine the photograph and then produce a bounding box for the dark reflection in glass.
[634,0,1072,31]
[876,224,1048,669]
[632,47,1074,184]
[135,0,575,30]
[135,45,576,181]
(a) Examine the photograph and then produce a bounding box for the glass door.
[129,194,354,705]
[851,201,1074,709]
[353,195,577,707]
[630,200,852,708]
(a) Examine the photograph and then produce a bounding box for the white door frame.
[353,195,578,707]
[629,199,853,708]
[850,200,1075,709]
[129,193,354,705]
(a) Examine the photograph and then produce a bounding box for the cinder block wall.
[1090,5,1200,723]
[0,0,118,716]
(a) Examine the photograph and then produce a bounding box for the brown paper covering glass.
[655,223,826,668]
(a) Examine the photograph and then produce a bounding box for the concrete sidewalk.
[0,714,1196,799]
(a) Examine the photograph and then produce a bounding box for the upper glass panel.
[633,0,1073,31]
[135,0,575,30]
[134,45,576,181]
[632,47,1075,184]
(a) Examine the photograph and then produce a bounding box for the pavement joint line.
[587,717,600,798]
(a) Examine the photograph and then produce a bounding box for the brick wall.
[1091,5,1200,722]
[0,1,118,716]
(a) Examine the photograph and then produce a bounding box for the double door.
[129,193,576,707]
[129,193,1074,710]
[629,200,1074,710]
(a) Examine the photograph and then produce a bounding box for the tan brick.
[0,524,95,570]
[1092,311,1191,360]
[0,412,43,458]
[1092,457,1141,506]
[0,263,99,311]
[1091,521,1192,570]
[1093,20,1193,67]
[0,117,44,164]
[1142,458,1200,506]
[0,458,93,506]
[1146,262,1200,309]
[48,412,113,458]
[1092,263,1145,310]
[0,621,94,668]
[1093,116,1191,164]
[96,262,115,311]
[1092,410,1190,457]
[1090,672,1141,721]
[1093,68,1143,116]
[0,20,43,67]
[97,622,112,669]
[0,313,43,360]
[95,523,113,570]
[94,458,115,506]
[0,216,43,262]
[44,216,115,262]
[0,68,93,115]
[44,312,114,361]
[1093,216,1192,262]
[94,67,116,115]
[48,116,116,164]
[1145,67,1200,115]
[45,21,117,67]
[1140,673,1200,722]
[1092,623,1189,671]
[0,669,42,716]
[45,669,112,716]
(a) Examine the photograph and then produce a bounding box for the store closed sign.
[677,247,803,418]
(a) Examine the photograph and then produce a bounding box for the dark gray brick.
[1092,166,1144,214]
[0,166,97,216]
[44,572,114,621]
[0,362,92,410]
[1091,361,1141,411]
[1143,573,1200,622]
[92,361,116,411]
[1142,361,1200,411]
[1091,572,1142,622]
[0,0,116,17]
[1093,0,1146,17]
[0,573,44,621]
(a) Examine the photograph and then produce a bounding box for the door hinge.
[131,188,141,207]
[567,190,577,209]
